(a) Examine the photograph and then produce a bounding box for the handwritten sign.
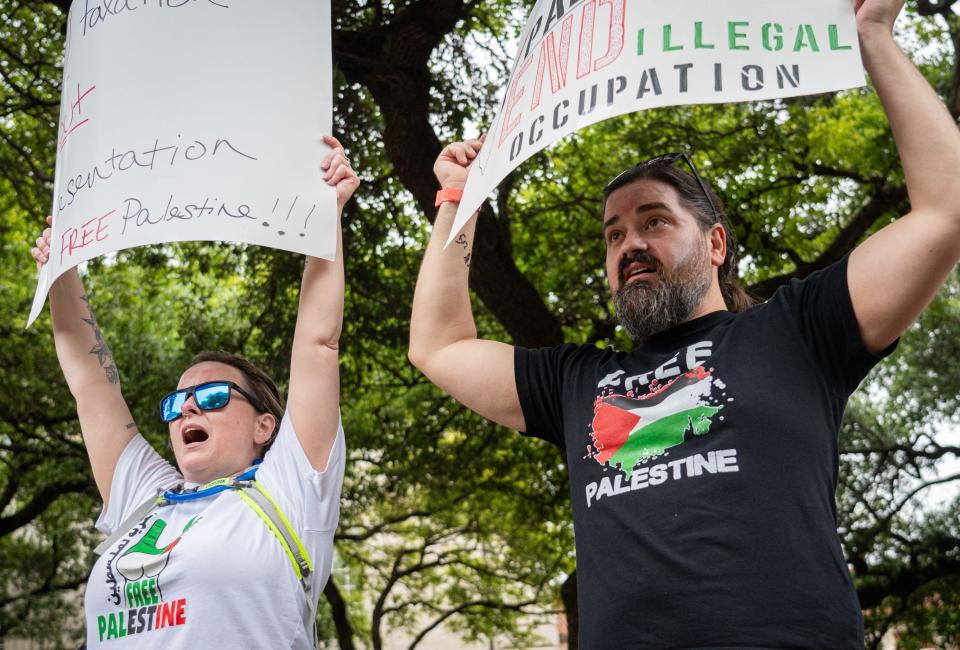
[28,0,335,326]
[448,0,866,244]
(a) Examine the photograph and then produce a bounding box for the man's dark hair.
[188,351,284,449]
[602,163,755,313]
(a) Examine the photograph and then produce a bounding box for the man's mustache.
[618,251,663,284]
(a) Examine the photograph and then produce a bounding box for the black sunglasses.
[605,152,719,223]
[160,381,266,423]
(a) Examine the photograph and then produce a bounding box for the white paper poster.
[28,0,335,326]
[448,0,866,244]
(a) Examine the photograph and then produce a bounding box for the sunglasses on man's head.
[605,152,720,223]
[160,381,265,423]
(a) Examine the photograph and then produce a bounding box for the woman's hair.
[602,163,755,313]
[188,351,284,448]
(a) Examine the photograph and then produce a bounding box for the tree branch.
[749,185,908,299]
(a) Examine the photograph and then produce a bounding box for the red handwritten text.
[60,209,113,263]
[58,83,96,151]
[498,0,625,149]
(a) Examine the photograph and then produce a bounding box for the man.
[409,0,960,646]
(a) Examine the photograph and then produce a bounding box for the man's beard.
[613,243,712,341]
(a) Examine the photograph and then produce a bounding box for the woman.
[30,136,358,648]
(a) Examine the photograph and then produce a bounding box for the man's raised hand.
[854,0,906,35]
[433,136,484,190]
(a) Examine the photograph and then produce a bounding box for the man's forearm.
[861,26,960,213]
[409,202,479,369]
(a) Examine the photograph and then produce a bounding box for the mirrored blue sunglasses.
[159,381,265,423]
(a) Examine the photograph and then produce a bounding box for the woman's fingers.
[318,135,359,204]
[30,245,48,268]
[322,134,344,150]
[31,220,53,268]
[327,163,354,186]
[323,154,350,179]
[322,149,345,170]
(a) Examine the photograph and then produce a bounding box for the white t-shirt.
[84,411,345,648]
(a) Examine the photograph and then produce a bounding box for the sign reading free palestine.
[27,0,335,327]
[448,0,866,244]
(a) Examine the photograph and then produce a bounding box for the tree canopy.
[1,1,959,648]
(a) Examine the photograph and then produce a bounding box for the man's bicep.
[418,339,525,432]
[849,209,960,354]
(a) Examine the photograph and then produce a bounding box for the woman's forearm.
[49,268,123,395]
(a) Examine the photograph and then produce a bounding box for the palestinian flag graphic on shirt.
[587,366,727,476]
[97,515,201,643]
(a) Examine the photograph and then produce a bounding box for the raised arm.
[847,0,960,353]
[408,138,525,431]
[30,217,138,506]
[287,136,358,471]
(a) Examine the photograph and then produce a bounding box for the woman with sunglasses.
[30,135,358,649]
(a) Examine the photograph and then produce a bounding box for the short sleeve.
[95,434,182,535]
[514,343,589,448]
[774,255,897,396]
[255,410,346,534]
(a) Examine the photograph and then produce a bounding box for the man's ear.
[708,223,727,268]
[254,413,277,446]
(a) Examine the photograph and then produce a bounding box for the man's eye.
[647,217,666,229]
[607,231,623,243]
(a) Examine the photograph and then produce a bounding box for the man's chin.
[619,275,656,289]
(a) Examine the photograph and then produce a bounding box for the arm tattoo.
[455,234,471,267]
[80,294,119,384]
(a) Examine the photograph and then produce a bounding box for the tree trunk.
[323,578,357,650]
[333,2,565,349]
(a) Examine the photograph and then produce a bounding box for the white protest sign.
[28,0,335,326]
[448,0,866,244]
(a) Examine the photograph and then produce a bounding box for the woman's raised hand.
[321,135,360,209]
[30,215,53,270]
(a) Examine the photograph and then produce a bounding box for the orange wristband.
[435,187,464,208]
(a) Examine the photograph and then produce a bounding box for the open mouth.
[182,425,209,446]
[622,263,656,285]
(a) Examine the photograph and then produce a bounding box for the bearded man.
[408,0,960,646]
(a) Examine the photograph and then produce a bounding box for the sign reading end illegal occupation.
[447,0,866,245]
[27,0,336,327]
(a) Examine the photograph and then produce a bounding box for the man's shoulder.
[519,341,619,364]
[515,342,622,387]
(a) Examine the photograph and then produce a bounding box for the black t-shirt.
[515,257,891,649]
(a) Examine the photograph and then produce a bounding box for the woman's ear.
[254,412,277,446]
